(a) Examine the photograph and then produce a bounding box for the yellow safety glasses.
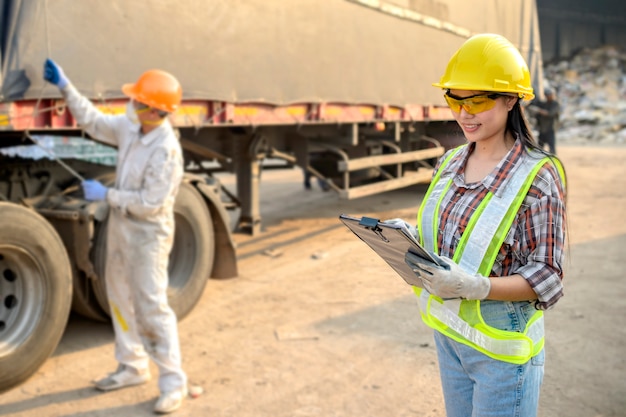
[444,92,503,115]
[132,100,151,113]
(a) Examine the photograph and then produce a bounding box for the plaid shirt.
[431,139,567,310]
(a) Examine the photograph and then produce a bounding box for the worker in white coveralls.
[43,59,187,414]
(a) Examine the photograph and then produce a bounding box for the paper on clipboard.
[339,214,441,287]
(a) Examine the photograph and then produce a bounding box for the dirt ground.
[1,144,625,417]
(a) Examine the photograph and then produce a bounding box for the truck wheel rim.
[0,246,45,357]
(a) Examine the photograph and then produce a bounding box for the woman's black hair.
[506,99,548,156]
[509,97,570,254]
[507,98,568,200]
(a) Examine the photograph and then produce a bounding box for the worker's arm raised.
[43,59,123,147]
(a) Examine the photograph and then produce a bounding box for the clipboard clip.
[358,217,389,243]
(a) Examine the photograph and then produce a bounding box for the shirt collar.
[445,137,525,196]
[139,118,171,145]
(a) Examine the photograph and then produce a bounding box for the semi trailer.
[0,0,543,392]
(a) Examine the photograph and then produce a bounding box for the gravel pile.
[539,45,626,144]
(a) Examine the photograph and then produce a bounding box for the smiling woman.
[403,33,568,417]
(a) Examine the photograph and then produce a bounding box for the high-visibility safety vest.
[414,145,565,364]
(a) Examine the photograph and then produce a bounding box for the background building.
[537,0,626,62]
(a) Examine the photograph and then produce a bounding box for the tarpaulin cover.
[0,0,541,107]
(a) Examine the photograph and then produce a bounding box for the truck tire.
[92,181,215,321]
[168,182,216,319]
[0,203,72,394]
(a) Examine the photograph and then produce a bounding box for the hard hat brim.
[431,82,534,101]
[122,83,137,100]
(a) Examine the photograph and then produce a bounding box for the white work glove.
[383,218,418,240]
[405,252,491,300]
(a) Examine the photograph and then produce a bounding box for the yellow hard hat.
[122,69,182,113]
[433,33,535,101]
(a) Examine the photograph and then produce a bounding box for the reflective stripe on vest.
[414,145,556,364]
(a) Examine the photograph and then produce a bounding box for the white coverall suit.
[63,84,187,393]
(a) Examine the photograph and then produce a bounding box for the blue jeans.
[434,300,545,417]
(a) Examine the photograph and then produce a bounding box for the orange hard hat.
[122,69,182,113]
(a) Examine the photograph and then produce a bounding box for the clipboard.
[339,214,442,287]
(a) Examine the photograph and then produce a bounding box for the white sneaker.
[94,365,151,391]
[154,386,188,414]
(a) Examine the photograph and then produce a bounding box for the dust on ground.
[1,145,625,417]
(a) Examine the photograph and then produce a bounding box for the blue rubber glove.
[82,180,109,201]
[43,58,69,89]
